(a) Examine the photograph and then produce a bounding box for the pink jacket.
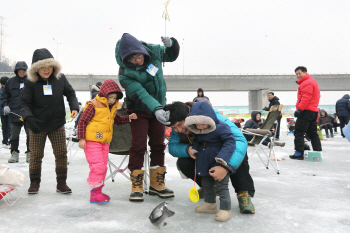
[296,74,320,112]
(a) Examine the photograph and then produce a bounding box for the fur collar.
[27,58,62,82]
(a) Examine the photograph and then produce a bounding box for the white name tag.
[43,85,52,95]
[20,83,24,89]
[146,64,159,76]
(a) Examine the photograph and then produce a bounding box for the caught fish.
[149,202,175,228]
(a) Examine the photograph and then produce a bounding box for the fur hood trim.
[185,115,216,134]
[91,85,100,92]
[28,58,62,82]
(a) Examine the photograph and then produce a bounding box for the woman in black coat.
[20,48,79,194]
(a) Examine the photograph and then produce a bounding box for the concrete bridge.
[1,73,349,110]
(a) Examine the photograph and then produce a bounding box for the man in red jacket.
[290,66,322,160]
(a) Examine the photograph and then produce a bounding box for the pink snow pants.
[85,141,109,187]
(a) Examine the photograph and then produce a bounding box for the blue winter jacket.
[336,94,350,117]
[169,110,247,171]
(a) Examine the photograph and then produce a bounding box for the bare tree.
[0,56,16,72]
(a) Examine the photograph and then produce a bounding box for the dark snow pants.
[1,115,11,144]
[338,116,350,137]
[10,121,30,153]
[127,110,165,172]
[294,110,322,153]
[177,153,255,197]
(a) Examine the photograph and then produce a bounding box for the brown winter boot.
[56,167,72,194]
[28,169,41,194]
[149,166,174,198]
[129,170,144,202]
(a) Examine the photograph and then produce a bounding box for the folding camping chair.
[242,105,283,174]
[105,102,151,193]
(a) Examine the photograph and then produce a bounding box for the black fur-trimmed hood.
[27,48,62,83]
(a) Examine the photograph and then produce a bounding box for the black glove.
[26,117,42,134]
[294,109,302,118]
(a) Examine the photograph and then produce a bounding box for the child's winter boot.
[129,170,144,202]
[215,210,232,222]
[149,166,174,198]
[8,151,19,163]
[90,185,109,204]
[195,202,217,213]
[237,191,255,214]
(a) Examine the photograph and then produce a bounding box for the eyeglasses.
[127,54,143,63]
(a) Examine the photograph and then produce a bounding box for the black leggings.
[320,124,333,135]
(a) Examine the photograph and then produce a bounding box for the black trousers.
[332,122,340,132]
[294,110,322,153]
[275,117,281,139]
[338,116,350,137]
[320,124,333,135]
[176,153,255,197]
[1,115,11,144]
[10,121,30,153]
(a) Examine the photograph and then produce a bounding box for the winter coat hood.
[319,109,328,117]
[197,88,204,96]
[27,48,62,83]
[117,33,151,67]
[14,61,28,75]
[342,94,350,100]
[251,111,261,122]
[97,79,123,99]
[185,101,217,134]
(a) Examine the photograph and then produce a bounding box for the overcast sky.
[1,0,350,75]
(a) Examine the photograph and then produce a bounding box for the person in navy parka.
[184,101,235,222]
[335,94,350,138]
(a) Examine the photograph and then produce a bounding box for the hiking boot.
[8,151,19,163]
[56,167,72,194]
[237,191,255,214]
[90,185,109,204]
[195,202,217,213]
[289,151,304,160]
[215,210,232,222]
[198,187,205,199]
[130,170,144,202]
[26,152,30,163]
[149,166,174,198]
[326,134,330,138]
[28,169,41,194]
[330,132,334,138]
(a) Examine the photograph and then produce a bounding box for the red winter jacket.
[296,74,320,112]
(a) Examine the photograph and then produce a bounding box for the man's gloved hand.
[161,36,172,48]
[155,109,171,125]
[4,106,10,114]
[26,117,42,134]
[294,109,302,118]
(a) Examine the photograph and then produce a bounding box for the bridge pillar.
[248,90,270,111]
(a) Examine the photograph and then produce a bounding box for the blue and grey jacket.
[183,102,235,176]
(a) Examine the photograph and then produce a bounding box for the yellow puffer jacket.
[85,96,119,144]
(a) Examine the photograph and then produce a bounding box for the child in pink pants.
[77,79,137,204]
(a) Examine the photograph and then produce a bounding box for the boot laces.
[238,192,249,205]
[156,172,166,185]
[130,174,143,188]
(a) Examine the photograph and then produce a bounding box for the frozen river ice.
[1,125,350,233]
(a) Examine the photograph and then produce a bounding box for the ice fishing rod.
[9,112,23,121]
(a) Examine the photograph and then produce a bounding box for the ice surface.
[1,124,350,233]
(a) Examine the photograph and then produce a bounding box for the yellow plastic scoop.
[189,163,199,203]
